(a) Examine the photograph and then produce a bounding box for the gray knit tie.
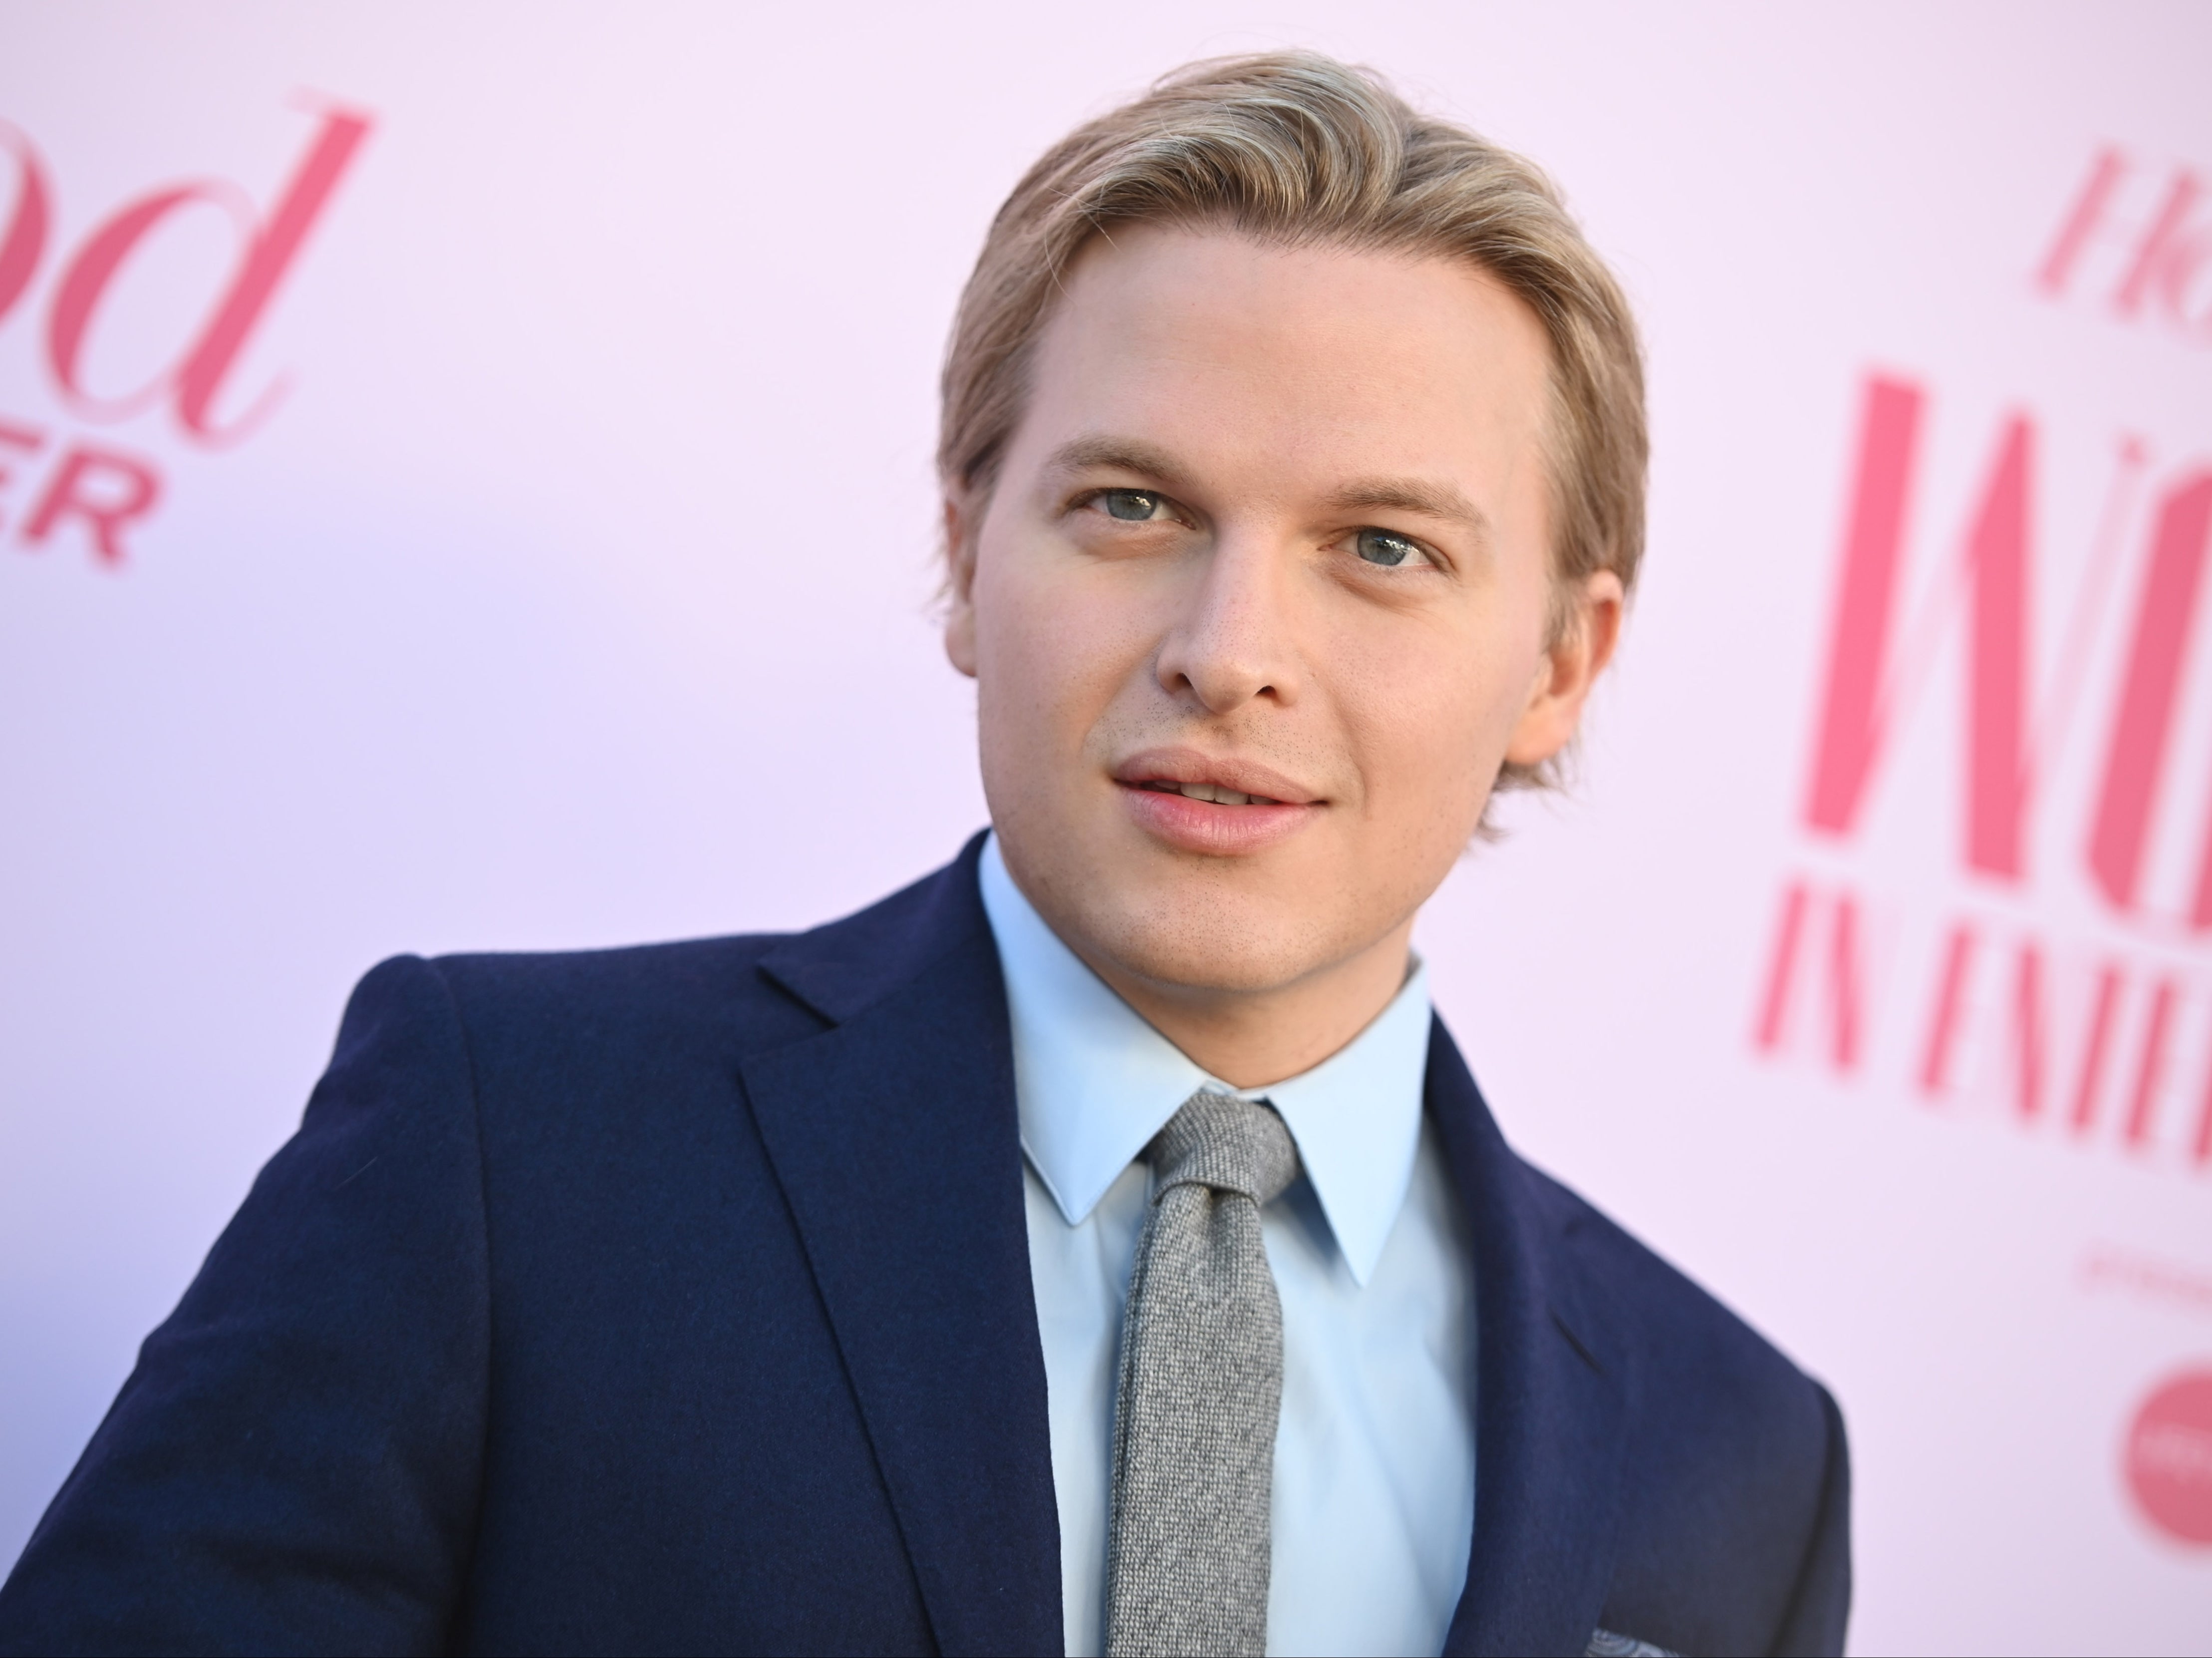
[1104,1090,1301,1658]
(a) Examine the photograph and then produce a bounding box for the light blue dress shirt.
[978,834,1477,1658]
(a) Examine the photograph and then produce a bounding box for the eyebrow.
[1041,436,1192,488]
[1323,478,1491,539]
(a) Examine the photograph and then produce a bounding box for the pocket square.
[1587,1630,1677,1658]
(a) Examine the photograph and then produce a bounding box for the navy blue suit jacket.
[0,837,1849,1656]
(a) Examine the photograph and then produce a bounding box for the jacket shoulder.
[1525,1164,1821,1410]
[1522,1165,1850,1655]
[425,931,817,1046]
[413,835,992,1063]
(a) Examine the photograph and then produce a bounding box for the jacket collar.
[1428,1020,1633,1657]
[745,832,1064,1657]
[979,830,1432,1285]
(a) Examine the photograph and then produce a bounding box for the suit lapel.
[735,850,1626,1656]
[1428,1020,1633,1658]
[741,842,1063,1657]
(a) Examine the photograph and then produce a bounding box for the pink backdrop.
[2,4,2208,1651]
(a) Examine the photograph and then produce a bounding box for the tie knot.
[1145,1090,1300,1208]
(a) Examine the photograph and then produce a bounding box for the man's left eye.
[1355,529,1421,567]
[1100,490,1165,521]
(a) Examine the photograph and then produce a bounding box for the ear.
[1503,569,1626,768]
[942,489,980,679]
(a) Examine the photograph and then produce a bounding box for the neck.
[1070,920,1416,1090]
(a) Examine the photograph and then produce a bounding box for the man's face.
[945,224,1615,999]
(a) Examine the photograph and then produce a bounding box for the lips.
[1112,748,1322,855]
[1136,779,1283,807]
[1112,748,1318,805]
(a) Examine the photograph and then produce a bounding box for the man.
[0,52,1848,1658]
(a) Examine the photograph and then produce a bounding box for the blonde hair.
[938,50,1647,792]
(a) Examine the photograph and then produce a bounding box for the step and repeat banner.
[0,3,2205,1651]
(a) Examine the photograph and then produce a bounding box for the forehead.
[1018,224,1554,488]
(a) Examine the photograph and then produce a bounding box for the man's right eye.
[1100,489,1165,521]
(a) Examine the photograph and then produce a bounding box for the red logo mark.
[1804,376,2212,920]
[0,102,371,565]
[1755,373,2212,1173]
[2126,1369,2212,1545]
[2039,147,2212,344]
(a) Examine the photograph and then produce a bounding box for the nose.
[1152,531,1303,716]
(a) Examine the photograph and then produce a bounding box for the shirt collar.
[979,832,1431,1286]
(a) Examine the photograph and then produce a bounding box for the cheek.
[1337,614,1539,821]
[970,526,1152,761]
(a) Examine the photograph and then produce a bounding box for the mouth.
[1112,747,1318,805]
[1133,779,1286,807]
[1111,748,1323,855]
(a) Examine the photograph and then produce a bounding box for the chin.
[1081,878,1358,996]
